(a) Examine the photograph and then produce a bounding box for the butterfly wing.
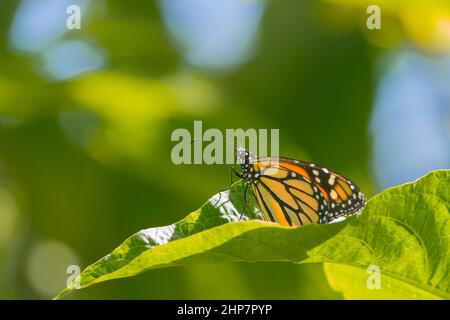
[250,157,366,226]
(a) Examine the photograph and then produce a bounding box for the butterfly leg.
[227,167,236,189]
[231,167,242,179]
[238,183,248,221]
[214,166,242,207]
[221,167,242,191]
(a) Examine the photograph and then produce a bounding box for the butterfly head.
[236,147,255,164]
[236,147,257,186]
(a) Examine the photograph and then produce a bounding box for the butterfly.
[233,147,366,226]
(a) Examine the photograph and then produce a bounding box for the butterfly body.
[236,148,366,226]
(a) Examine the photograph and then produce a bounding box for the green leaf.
[55,170,450,300]
[321,169,450,299]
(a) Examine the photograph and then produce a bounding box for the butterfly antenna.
[191,138,246,210]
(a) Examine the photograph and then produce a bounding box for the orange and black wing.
[250,157,366,226]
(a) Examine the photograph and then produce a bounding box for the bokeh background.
[0,0,449,299]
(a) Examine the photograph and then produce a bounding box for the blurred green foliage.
[0,0,448,299]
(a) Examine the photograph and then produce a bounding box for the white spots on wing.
[315,177,321,183]
[328,216,347,224]
[322,168,329,173]
[312,169,319,176]
[328,175,336,186]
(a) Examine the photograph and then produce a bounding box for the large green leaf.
[56,170,450,299]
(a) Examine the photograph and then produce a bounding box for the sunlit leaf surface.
[56,170,450,299]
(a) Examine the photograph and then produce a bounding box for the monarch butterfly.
[233,147,366,226]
